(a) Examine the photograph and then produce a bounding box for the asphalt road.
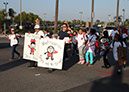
[0,37,129,92]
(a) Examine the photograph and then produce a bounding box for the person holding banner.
[28,25,45,68]
[57,23,72,61]
[34,25,45,38]
[5,28,20,61]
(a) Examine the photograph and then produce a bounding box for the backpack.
[15,34,19,44]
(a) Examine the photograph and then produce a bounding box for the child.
[110,33,127,74]
[122,30,128,46]
[5,28,20,61]
[72,31,78,54]
[75,29,87,64]
[94,31,111,68]
[85,29,97,66]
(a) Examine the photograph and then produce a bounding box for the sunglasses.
[63,26,67,28]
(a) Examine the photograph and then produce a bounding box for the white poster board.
[38,39,64,70]
[23,33,40,62]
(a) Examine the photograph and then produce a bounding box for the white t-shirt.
[9,34,18,47]
[76,34,86,48]
[45,36,56,40]
[34,30,45,38]
[122,33,128,39]
[87,34,96,52]
[110,30,119,40]
[110,41,127,61]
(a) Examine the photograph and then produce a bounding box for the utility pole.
[91,0,94,28]
[20,0,22,29]
[116,0,119,26]
[108,15,111,25]
[54,0,59,34]
[3,2,8,34]
[79,12,83,25]
[122,9,125,25]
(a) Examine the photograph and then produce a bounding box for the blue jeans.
[11,44,20,59]
[85,51,93,64]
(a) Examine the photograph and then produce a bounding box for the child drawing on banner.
[44,46,58,60]
[28,39,36,55]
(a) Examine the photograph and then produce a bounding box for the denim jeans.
[11,44,20,59]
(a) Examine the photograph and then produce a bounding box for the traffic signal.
[9,8,13,17]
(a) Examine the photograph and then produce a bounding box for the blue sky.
[0,0,129,22]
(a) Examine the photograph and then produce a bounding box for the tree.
[0,9,6,31]
[14,11,42,24]
[95,19,100,25]
[114,15,122,24]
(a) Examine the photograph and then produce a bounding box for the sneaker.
[17,56,21,59]
[85,62,89,65]
[48,69,54,73]
[9,58,14,61]
[81,60,85,65]
[78,61,81,64]
[88,63,93,67]
[28,67,35,69]
[117,69,121,74]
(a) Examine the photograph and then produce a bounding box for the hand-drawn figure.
[44,46,58,60]
[28,39,36,55]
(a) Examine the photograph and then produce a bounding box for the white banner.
[38,39,64,70]
[23,33,40,62]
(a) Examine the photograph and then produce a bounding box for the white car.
[104,26,115,36]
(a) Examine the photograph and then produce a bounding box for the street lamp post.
[3,2,8,34]
[79,12,83,25]
[122,9,125,25]
[91,0,94,28]
[20,0,22,29]
[116,0,119,26]
[108,15,111,25]
[54,0,59,34]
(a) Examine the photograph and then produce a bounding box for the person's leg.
[116,60,121,74]
[89,52,93,65]
[86,51,89,64]
[103,50,110,68]
[11,46,15,59]
[123,38,127,46]
[14,45,20,57]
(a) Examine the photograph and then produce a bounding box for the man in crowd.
[28,25,45,68]
[57,23,72,61]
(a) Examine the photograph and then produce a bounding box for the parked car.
[104,26,116,36]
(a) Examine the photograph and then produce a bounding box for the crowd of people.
[5,21,128,74]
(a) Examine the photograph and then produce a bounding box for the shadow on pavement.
[64,43,129,92]
[64,65,129,92]
[62,52,79,70]
[0,43,10,49]
[0,59,27,72]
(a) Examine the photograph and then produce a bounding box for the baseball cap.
[10,28,15,32]
[47,31,53,37]
[34,25,40,29]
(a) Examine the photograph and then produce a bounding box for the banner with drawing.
[38,39,64,70]
[23,33,40,62]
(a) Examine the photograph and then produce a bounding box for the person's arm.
[5,35,10,40]
[67,38,72,43]
[41,31,45,38]
[57,36,60,39]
